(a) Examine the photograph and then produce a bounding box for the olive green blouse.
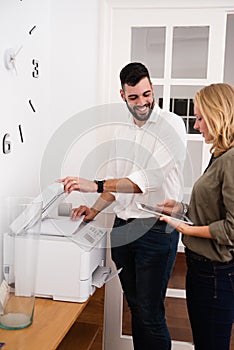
[183,147,234,262]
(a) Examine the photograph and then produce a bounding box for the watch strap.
[94,180,105,193]
[181,202,189,215]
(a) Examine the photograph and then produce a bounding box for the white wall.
[50,0,99,125]
[42,0,100,201]
[0,0,100,265]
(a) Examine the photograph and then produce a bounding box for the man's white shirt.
[106,104,187,220]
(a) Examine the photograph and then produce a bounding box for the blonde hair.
[194,83,234,156]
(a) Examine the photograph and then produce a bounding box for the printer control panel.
[72,224,107,251]
[82,226,104,244]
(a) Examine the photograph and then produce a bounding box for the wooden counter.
[0,297,88,350]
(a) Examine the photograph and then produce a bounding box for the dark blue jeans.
[185,248,234,350]
[111,217,179,350]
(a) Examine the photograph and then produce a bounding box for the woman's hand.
[57,176,98,194]
[157,199,190,233]
[159,214,188,232]
[156,199,183,216]
[158,199,212,239]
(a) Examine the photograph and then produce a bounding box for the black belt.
[117,217,166,225]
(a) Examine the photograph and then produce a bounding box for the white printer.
[3,183,108,303]
[34,221,107,302]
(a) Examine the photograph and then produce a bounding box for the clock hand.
[14,45,23,57]
[11,46,23,74]
[11,59,17,75]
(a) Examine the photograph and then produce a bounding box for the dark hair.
[120,62,151,89]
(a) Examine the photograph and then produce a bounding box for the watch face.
[0,0,48,156]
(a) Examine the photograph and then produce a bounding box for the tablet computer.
[136,202,194,225]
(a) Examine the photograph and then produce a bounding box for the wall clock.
[1,0,41,155]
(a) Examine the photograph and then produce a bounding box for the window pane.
[153,85,164,107]
[172,26,209,78]
[170,85,204,133]
[131,27,166,78]
[224,14,234,86]
[184,140,203,188]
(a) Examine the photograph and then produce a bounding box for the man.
[60,62,186,349]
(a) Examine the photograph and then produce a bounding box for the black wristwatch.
[94,180,105,193]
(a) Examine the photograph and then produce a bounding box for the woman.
[159,83,234,350]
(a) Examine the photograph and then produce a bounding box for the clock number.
[29,100,36,112]
[3,134,11,154]
[18,125,24,143]
[32,59,39,78]
[29,25,36,35]
[2,127,24,155]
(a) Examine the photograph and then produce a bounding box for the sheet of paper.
[92,266,122,288]
[38,216,84,237]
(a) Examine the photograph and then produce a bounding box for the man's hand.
[70,206,99,222]
[58,176,98,194]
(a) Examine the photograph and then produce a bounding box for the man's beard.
[126,98,155,122]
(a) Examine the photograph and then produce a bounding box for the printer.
[34,221,107,302]
[3,183,108,303]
